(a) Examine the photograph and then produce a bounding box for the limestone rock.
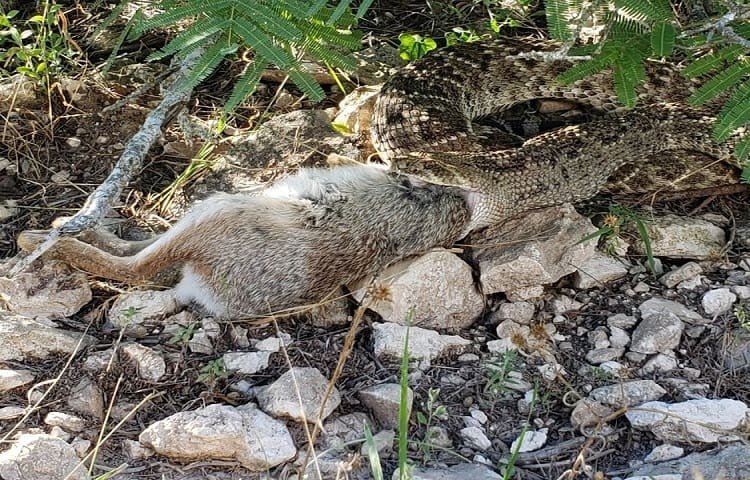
[0,314,95,361]
[630,312,684,354]
[460,426,492,450]
[630,443,750,480]
[473,205,597,294]
[626,399,747,443]
[0,261,91,318]
[139,403,296,470]
[590,380,666,407]
[358,383,412,430]
[573,252,629,289]
[223,351,272,375]
[0,433,89,480]
[256,367,340,422]
[632,214,725,260]
[67,376,105,419]
[493,301,535,324]
[372,322,471,363]
[350,250,484,330]
[395,463,502,480]
[638,297,706,325]
[108,290,179,337]
[44,412,86,432]
[659,262,702,288]
[571,398,615,430]
[510,428,548,452]
[701,288,737,317]
[121,343,166,381]
[0,369,34,393]
[645,444,684,463]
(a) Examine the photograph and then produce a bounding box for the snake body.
[371,37,743,232]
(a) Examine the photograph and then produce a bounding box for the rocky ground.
[1,20,750,480]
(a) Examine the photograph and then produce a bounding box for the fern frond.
[327,0,353,25]
[235,1,303,42]
[286,64,325,101]
[613,49,646,107]
[301,36,357,70]
[225,59,268,112]
[232,21,295,68]
[713,78,750,141]
[306,0,329,17]
[135,0,233,34]
[650,22,675,57]
[558,48,618,84]
[737,137,750,164]
[545,0,577,41]
[683,45,745,78]
[148,17,228,61]
[272,0,309,18]
[178,41,237,93]
[356,0,375,18]
[688,62,750,105]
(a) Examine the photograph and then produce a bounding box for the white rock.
[599,361,626,376]
[632,214,725,260]
[701,288,737,316]
[645,444,684,462]
[609,326,630,348]
[44,412,86,432]
[121,343,166,381]
[638,297,706,325]
[230,325,250,348]
[624,475,682,480]
[255,336,283,352]
[474,205,597,294]
[322,412,370,448]
[630,312,684,354]
[586,347,624,364]
[108,290,179,337]
[256,367,341,422]
[49,426,70,441]
[626,398,748,443]
[350,250,484,329]
[188,328,213,354]
[0,406,26,420]
[640,353,678,374]
[0,262,92,318]
[551,294,583,314]
[659,262,702,288]
[733,285,750,300]
[65,137,82,149]
[372,322,470,363]
[67,376,104,419]
[70,437,91,458]
[510,428,548,452]
[122,439,153,460]
[139,403,296,470]
[0,314,95,362]
[574,253,629,289]
[0,199,18,222]
[460,426,492,450]
[590,380,666,407]
[0,369,34,392]
[359,383,412,430]
[223,351,272,375]
[0,433,89,480]
[495,302,535,324]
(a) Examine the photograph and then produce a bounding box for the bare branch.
[8,48,204,277]
[681,4,750,48]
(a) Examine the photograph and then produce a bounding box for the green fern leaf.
[301,37,357,70]
[683,45,745,78]
[613,53,645,107]
[713,79,750,141]
[545,0,576,41]
[148,17,228,61]
[225,59,269,113]
[232,20,295,68]
[286,65,325,101]
[688,62,750,105]
[306,0,328,17]
[356,0,375,18]
[272,0,309,18]
[650,22,675,56]
[613,0,671,25]
[558,48,618,84]
[735,136,750,163]
[136,0,233,34]
[327,0,353,25]
[235,1,303,42]
[178,41,237,93]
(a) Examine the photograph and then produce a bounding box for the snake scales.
[370,37,744,233]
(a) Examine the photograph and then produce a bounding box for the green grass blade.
[398,313,412,480]
[364,423,384,480]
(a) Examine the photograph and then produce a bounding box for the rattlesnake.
[371,37,744,233]
[13,37,748,317]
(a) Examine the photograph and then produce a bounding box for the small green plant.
[483,349,519,397]
[168,322,197,346]
[580,205,657,274]
[397,316,413,480]
[736,303,750,332]
[591,365,614,382]
[197,358,227,386]
[363,423,384,480]
[416,387,448,462]
[398,33,437,61]
[444,27,483,46]
[0,2,79,82]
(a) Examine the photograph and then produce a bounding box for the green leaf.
[177,41,237,93]
[327,0,352,25]
[356,0,375,19]
[363,424,384,480]
[286,64,325,101]
[232,20,295,68]
[688,62,750,106]
[714,79,750,141]
[545,0,574,41]
[735,137,750,163]
[235,1,303,42]
[683,45,745,78]
[147,17,228,61]
[650,22,675,57]
[224,59,268,113]
[558,48,618,84]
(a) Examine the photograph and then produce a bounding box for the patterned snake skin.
[371,37,744,232]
